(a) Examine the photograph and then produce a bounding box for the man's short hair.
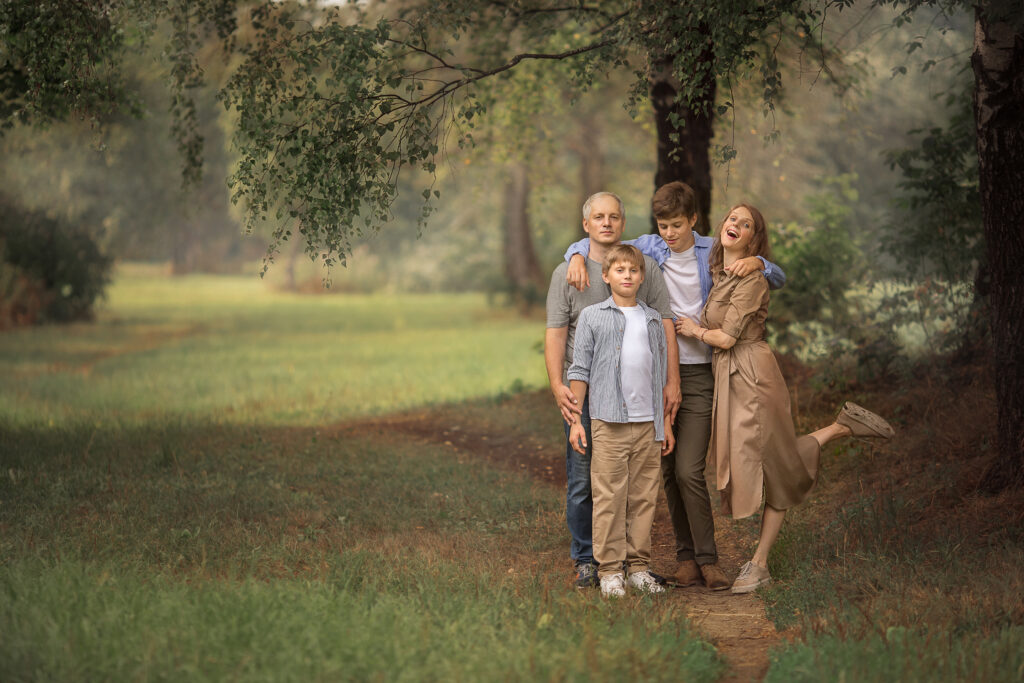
[602,244,646,275]
[582,191,625,221]
[651,181,699,220]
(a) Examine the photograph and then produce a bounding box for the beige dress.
[701,270,820,519]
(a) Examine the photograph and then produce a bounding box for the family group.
[544,182,895,598]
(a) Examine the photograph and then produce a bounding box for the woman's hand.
[675,317,700,338]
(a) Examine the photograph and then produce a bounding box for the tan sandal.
[836,401,895,443]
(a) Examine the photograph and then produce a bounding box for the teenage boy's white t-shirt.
[618,304,654,422]
[663,246,712,364]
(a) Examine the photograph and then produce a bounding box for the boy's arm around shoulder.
[757,256,786,290]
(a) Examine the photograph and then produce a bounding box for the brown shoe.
[700,563,730,591]
[836,402,895,443]
[670,560,701,587]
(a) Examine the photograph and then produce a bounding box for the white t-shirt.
[663,246,711,364]
[619,304,654,422]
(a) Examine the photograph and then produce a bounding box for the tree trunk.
[502,163,545,301]
[650,53,715,235]
[569,109,606,214]
[973,8,1024,491]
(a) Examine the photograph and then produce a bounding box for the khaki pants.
[590,420,662,578]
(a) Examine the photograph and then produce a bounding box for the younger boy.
[566,245,675,597]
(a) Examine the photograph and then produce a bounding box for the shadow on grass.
[0,403,723,682]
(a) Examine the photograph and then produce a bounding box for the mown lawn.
[1,267,549,427]
[0,269,722,682]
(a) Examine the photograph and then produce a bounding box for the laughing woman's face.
[720,207,755,254]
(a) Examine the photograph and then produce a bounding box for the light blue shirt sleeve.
[756,256,787,290]
[630,234,668,264]
[563,238,591,263]
[562,234,664,263]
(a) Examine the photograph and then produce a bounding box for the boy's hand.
[553,384,583,423]
[566,254,589,291]
[724,256,764,278]
[661,417,675,456]
[568,419,588,455]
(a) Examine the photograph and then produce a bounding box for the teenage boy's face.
[601,260,644,298]
[656,213,698,252]
[582,196,625,246]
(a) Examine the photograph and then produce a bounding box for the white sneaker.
[627,570,665,593]
[600,573,626,598]
[731,561,771,594]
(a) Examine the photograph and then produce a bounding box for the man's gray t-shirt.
[546,254,672,383]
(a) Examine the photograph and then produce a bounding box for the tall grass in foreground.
[1,422,721,681]
[754,363,1024,682]
[1,272,722,681]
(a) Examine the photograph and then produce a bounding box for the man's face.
[601,259,644,298]
[582,196,625,246]
[656,214,698,252]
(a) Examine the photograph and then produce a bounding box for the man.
[544,191,679,588]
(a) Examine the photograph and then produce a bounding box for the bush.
[0,199,112,326]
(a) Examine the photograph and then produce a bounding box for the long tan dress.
[701,270,820,519]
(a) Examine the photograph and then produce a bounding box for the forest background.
[2,0,980,367]
[2,1,1022,680]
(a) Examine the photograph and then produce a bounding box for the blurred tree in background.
[1,0,1021,488]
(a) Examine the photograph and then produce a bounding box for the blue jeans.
[563,395,594,566]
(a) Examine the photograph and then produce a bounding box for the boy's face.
[656,213,698,252]
[601,259,644,299]
[582,195,625,246]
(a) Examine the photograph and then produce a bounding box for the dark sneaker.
[574,562,599,589]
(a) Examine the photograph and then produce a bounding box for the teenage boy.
[566,245,674,597]
[545,191,678,589]
[562,182,786,590]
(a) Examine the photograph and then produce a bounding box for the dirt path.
[343,403,781,682]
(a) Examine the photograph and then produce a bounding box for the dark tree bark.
[973,8,1024,491]
[650,54,715,235]
[502,163,545,300]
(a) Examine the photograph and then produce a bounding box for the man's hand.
[663,379,681,423]
[661,416,675,456]
[566,254,589,292]
[676,317,700,338]
[553,383,583,423]
[568,418,588,455]
[724,255,765,278]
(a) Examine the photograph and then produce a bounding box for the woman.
[675,204,894,594]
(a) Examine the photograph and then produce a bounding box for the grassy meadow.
[1,265,549,427]
[0,268,722,682]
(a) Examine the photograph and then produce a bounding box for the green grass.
[751,380,1024,682]
[1,270,722,682]
[0,269,547,427]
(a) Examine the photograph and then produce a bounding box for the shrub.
[0,199,112,326]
